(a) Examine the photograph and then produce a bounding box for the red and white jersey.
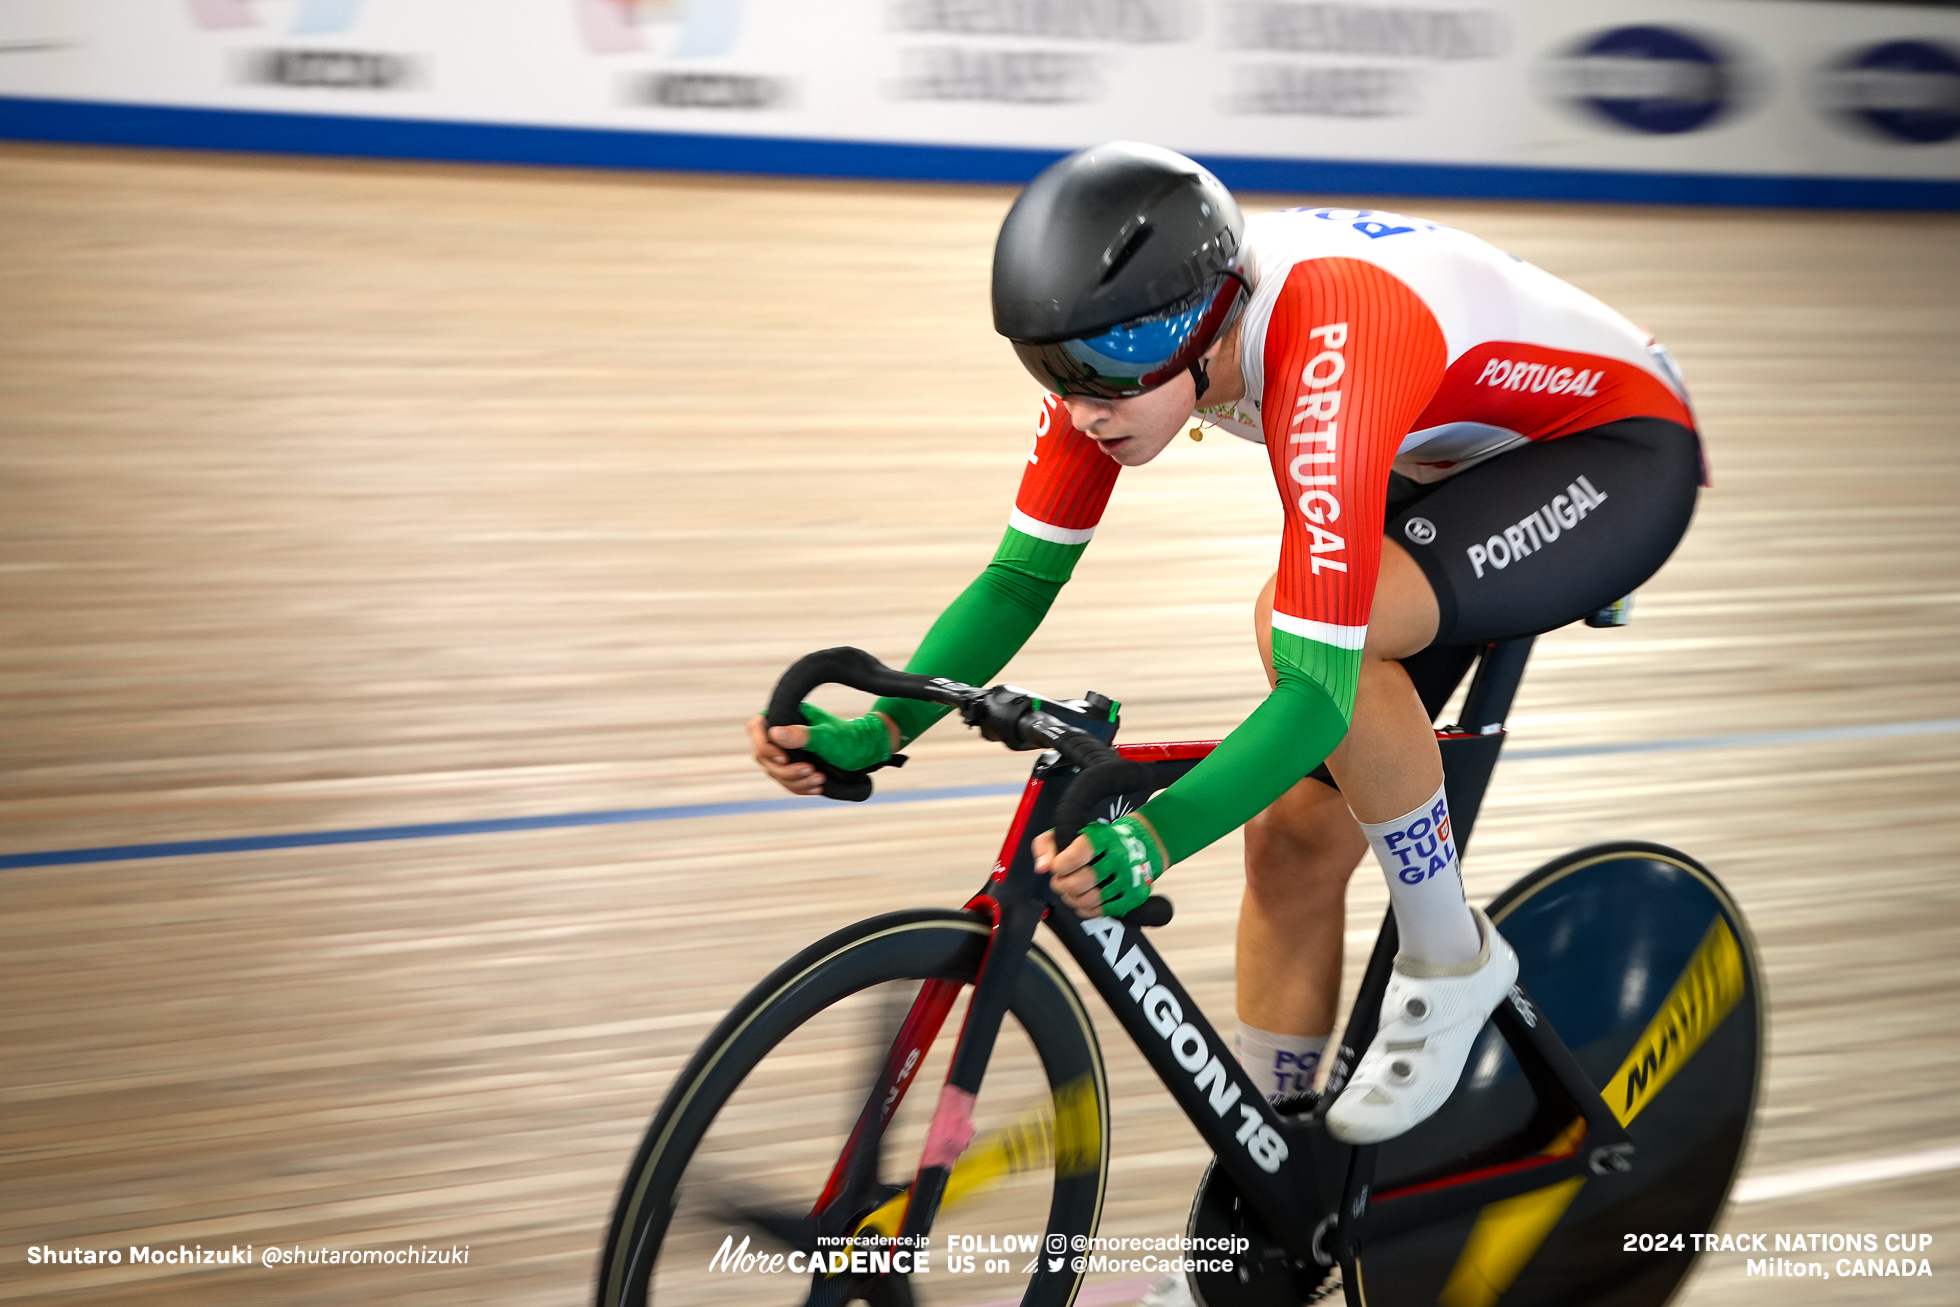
[1007,205,1698,664]
[1201,206,1695,480]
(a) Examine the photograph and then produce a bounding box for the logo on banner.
[185,0,361,36]
[576,1,789,111]
[1823,40,1960,144]
[185,0,426,91]
[574,0,741,57]
[1555,25,1734,135]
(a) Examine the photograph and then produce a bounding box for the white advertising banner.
[1,1,1956,204]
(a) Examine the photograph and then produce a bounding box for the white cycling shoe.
[1326,908,1518,1145]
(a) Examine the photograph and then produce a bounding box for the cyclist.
[749,142,1701,1145]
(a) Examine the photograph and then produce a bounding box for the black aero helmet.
[993,141,1246,400]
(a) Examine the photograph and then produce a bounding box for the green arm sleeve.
[1137,633,1362,867]
[871,525,1089,747]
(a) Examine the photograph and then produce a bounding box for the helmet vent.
[1099,223,1154,285]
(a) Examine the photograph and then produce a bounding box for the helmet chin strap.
[1189,358,1212,403]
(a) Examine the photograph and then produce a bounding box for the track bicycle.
[597,635,1764,1307]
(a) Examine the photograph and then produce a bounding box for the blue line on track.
[0,784,1022,871]
[5,717,1958,871]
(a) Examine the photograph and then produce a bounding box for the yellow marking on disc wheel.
[1602,917,1746,1127]
[1437,1120,1587,1307]
[1436,917,1746,1307]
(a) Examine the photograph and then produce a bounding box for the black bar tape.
[763,647,951,802]
[763,646,942,726]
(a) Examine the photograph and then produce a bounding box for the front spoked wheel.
[1354,841,1765,1307]
[597,909,1110,1307]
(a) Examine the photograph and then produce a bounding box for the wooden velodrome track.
[2,142,1958,1306]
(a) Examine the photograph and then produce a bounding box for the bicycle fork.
[813,780,1057,1249]
[896,891,1045,1241]
[811,977,964,1228]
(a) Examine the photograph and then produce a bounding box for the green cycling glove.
[782,703,894,772]
[1081,815,1167,918]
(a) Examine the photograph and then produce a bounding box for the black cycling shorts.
[1310,417,1700,765]
[1390,416,1702,652]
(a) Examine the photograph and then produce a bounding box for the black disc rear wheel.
[597,908,1110,1307]
[1352,842,1764,1307]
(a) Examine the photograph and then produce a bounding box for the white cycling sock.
[1235,1022,1327,1102]
[1357,781,1481,967]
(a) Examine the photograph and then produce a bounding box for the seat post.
[1436,637,1534,854]
[1457,636,1534,733]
